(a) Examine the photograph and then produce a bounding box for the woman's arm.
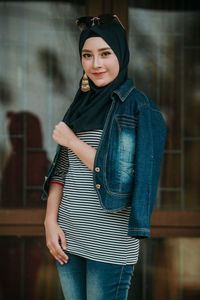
[52,121,96,171]
[44,183,68,264]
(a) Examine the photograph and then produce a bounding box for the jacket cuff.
[128,228,150,239]
[50,181,64,187]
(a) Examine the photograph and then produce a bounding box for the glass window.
[0,1,85,208]
[128,1,200,210]
[129,238,200,300]
[0,237,64,300]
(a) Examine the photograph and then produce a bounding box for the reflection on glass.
[0,237,64,300]
[185,142,200,210]
[128,1,200,210]
[159,191,181,210]
[128,238,200,300]
[0,1,85,207]
[161,153,181,188]
[1,111,50,207]
[184,48,200,138]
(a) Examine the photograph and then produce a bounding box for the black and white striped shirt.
[51,130,139,265]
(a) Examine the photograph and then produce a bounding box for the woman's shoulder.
[130,85,161,113]
[115,79,163,114]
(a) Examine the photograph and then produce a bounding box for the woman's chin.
[92,79,112,88]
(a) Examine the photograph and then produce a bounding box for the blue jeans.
[56,252,134,300]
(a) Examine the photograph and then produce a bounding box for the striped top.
[51,130,139,265]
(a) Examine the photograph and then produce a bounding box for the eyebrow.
[82,47,111,53]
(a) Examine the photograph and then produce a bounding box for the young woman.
[42,14,167,300]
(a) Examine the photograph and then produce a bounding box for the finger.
[54,245,68,262]
[52,131,59,142]
[55,252,68,264]
[59,231,67,251]
[49,247,68,264]
[53,252,64,265]
[60,121,67,127]
[52,133,57,141]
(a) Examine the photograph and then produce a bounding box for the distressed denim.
[41,79,167,239]
[56,252,134,300]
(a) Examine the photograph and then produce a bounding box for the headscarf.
[65,21,130,132]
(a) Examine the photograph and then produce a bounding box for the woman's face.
[81,37,120,87]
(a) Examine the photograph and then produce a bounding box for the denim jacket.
[41,79,167,239]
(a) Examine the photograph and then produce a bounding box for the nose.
[93,55,101,69]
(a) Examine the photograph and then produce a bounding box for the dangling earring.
[81,73,90,92]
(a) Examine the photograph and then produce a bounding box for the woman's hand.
[52,121,77,148]
[44,219,68,265]
[53,121,96,171]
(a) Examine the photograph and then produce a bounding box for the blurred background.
[0,1,200,299]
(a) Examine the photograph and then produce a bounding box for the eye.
[101,51,112,57]
[82,53,92,59]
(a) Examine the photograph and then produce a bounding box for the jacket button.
[96,184,101,189]
[95,167,100,172]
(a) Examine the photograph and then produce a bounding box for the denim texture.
[41,79,167,239]
[56,252,134,300]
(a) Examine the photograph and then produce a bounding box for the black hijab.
[66,22,129,132]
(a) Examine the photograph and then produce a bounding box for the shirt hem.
[66,247,139,266]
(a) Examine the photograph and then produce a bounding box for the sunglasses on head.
[76,14,125,32]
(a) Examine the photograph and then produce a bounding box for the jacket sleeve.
[50,146,69,185]
[128,102,167,238]
[41,145,68,200]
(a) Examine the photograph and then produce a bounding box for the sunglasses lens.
[76,14,124,31]
[98,14,112,24]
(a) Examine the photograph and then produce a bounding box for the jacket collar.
[111,79,135,102]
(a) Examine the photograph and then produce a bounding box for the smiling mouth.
[92,72,106,77]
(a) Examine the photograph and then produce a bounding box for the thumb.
[59,229,67,250]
